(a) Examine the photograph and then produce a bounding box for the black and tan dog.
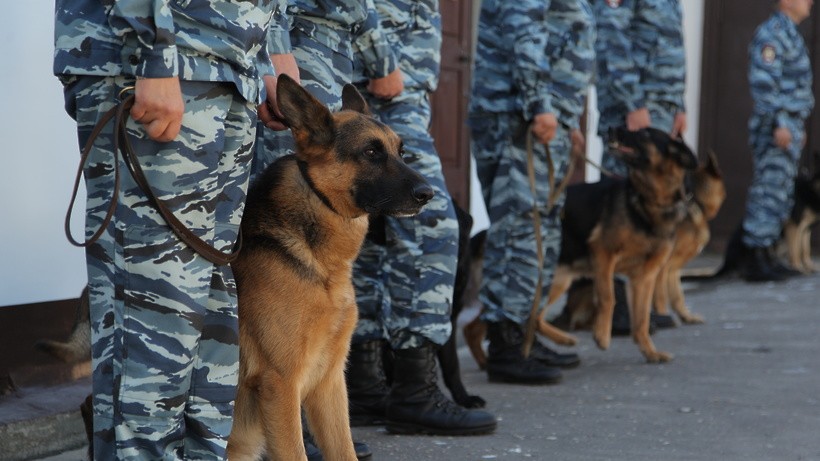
[780,164,820,273]
[530,127,698,363]
[555,149,725,331]
[226,76,432,461]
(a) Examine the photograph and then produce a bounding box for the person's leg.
[184,90,256,457]
[742,115,802,281]
[470,112,562,385]
[71,78,252,460]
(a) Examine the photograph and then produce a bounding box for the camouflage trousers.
[252,20,353,175]
[352,88,458,349]
[470,112,572,325]
[742,114,806,248]
[599,100,677,177]
[65,76,255,460]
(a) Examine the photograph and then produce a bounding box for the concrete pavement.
[13,256,820,460]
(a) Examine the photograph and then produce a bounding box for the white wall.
[0,1,87,306]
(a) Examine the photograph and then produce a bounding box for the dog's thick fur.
[532,127,698,363]
[226,76,432,461]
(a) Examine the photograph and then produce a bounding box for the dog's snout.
[414,183,434,204]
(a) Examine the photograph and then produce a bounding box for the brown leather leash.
[65,87,241,266]
[521,127,575,358]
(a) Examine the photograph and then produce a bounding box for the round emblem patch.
[761,44,776,64]
[607,0,622,7]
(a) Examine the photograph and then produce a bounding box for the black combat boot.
[385,343,497,435]
[485,320,563,384]
[529,339,581,369]
[742,246,786,282]
[346,340,390,426]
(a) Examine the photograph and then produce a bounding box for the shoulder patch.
[761,44,776,64]
[606,0,622,7]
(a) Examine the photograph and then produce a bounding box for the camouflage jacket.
[354,0,441,92]
[268,0,398,78]
[594,0,686,117]
[468,0,596,127]
[749,11,814,126]
[53,0,277,104]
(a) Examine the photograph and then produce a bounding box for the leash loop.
[65,90,242,265]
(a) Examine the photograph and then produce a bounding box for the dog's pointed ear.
[669,138,698,170]
[276,74,335,148]
[704,149,723,177]
[341,84,371,115]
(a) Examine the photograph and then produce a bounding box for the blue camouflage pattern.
[468,0,596,126]
[64,77,255,460]
[253,0,398,175]
[53,0,276,103]
[742,11,814,248]
[351,0,457,349]
[469,0,594,325]
[595,0,686,177]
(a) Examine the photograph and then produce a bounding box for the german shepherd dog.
[652,150,725,324]
[554,149,725,331]
[780,163,820,273]
[225,75,432,460]
[530,127,698,363]
[35,76,433,460]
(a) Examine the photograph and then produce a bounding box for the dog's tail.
[35,286,92,363]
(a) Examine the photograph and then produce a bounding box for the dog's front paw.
[644,350,673,363]
[593,330,611,350]
[680,312,705,324]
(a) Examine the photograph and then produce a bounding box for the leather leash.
[65,88,241,266]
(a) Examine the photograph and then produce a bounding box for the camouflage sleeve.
[102,0,178,78]
[748,35,787,127]
[353,0,399,79]
[594,0,645,112]
[267,0,293,55]
[499,0,552,121]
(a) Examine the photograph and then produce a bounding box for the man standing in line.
[740,0,815,282]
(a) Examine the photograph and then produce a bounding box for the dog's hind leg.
[536,269,578,345]
[591,253,618,351]
[652,263,672,316]
[800,224,815,272]
[667,268,704,324]
[785,222,802,271]
[304,370,358,461]
[629,273,672,363]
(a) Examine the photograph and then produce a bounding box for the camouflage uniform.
[469,0,595,325]
[54,0,274,459]
[742,11,814,248]
[351,0,457,349]
[594,0,686,177]
[252,0,397,175]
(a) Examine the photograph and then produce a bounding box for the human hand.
[259,54,301,131]
[626,108,651,131]
[367,68,404,100]
[131,77,184,142]
[531,112,558,145]
[774,126,792,149]
[671,112,687,138]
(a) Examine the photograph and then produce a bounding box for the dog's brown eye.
[364,149,377,158]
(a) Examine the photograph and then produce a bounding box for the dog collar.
[297,159,340,215]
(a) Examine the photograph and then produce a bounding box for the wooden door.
[431,0,473,209]
[699,1,820,250]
